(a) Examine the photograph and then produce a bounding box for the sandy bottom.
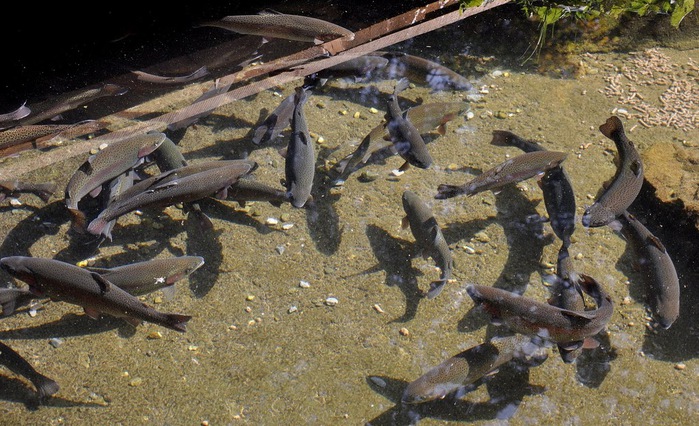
[1,20,698,426]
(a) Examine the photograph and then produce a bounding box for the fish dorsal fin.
[647,234,667,253]
[83,307,101,320]
[560,308,595,321]
[630,159,642,176]
[90,272,112,295]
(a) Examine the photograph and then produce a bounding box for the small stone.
[246,295,255,301]
[446,163,459,171]
[358,171,379,182]
[399,327,410,337]
[188,345,199,351]
[340,110,348,115]
[265,217,279,226]
[494,110,508,119]
[465,111,475,120]
[276,245,285,255]
[621,296,632,305]
[281,223,294,230]
[9,198,22,206]
[316,135,325,144]
[153,296,163,304]
[49,338,63,348]
[675,363,686,370]
[473,231,490,243]
[316,102,326,109]
[299,280,311,288]
[288,305,298,313]
[76,259,89,267]
[390,169,404,176]
[147,331,163,340]
[129,377,143,387]
[353,111,361,119]
[369,107,379,114]
[373,304,385,314]
[325,297,339,306]
[463,245,476,254]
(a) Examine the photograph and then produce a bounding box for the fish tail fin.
[166,314,192,332]
[434,184,464,200]
[490,130,515,146]
[599,116,623,139]
[35,374,60,400]
[394,77,410,95]
[86,217,108,239]
[426,280,446,299]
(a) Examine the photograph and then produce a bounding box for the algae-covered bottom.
[0,37,698,426]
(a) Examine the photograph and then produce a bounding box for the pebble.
[399,327,410,337]
[281,223,294,230]
[129,377,143,387]
[353,111,361,119]
[465,111,475,120]
[147,331,163,340]
[9,198,21,206]
[288,306,298,314]
[473,231,490,243]
[463,245,476,254]
[358,171,379,182]
[265,217,279,226]
[276,245,285,255]
[369,107,379,114]
[675,363,686,370]
[494,110,508,119]
[325,297,339,306]
[299,280,311,288]
[390,169,404,176]
[49,338,63,348]
[246,295,255,301]
[373,304,385,314]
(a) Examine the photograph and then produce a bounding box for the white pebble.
[265,217,279,225]
[299,280,311,288]
[281,223,294,230]
[391,169,404,176]
[288,306,298,313]
[465,111,475,120]
[325,297,339,306]
[276,245,285,255]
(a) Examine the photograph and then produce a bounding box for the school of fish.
[0,9,683,415]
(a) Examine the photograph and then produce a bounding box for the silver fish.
[198,12,354,44]
[284,86,315,208]
[436,150,567,199]
[401,190,453,299]
[64,131,166,231]
[466,275,613,345]
[226,177,294,207]
[582,116,643,227]
[0,256,192,332]
[87,256,205,298]
[379,51,473,91]
[0,101,31,126]
[386,78,432,170]
[19,83,128,126]
[490,130,576,248]
[0,180,57,203]
[402,334,547,404]
[87,160,257,238]
[132,66,210,84]
[252,91,296,145]
[167,79,232,131]
[0,341,60,400]
[618,211,680,329]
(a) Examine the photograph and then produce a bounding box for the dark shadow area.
[614,181,699,361]
[574,330,618,388]
[0,313,131,340]
[0,201,66,260]
[363,224,423,323]
[0,376,107,411]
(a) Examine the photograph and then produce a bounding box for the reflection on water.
[1,1,698,424]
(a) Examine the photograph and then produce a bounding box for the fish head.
[0,257,42,293]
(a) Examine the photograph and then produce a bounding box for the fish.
[543,245,588,363]
[490,130,576,247]
[0,179,57,203]
[86,160,257,238]
[378,51,473,91]
[386,77,432,170]
[582,116,643,227]
[402,334,547,404]
[0,287,37,316]
[226,177,295,207]
[132,66,210,84]
[198,11,355,44]
[316,55,389,82]
[167,79,233,131]
[0,124,85,152]
[401,190,453,299]
[333,102,467,184]
[152,137,212,231]
[252,91,296,145]
[0,256,192,332]
[617,211,680,329]
[64,131,167,231]
[0,101,31,126]
[19,83,128,126]
[0,340,60,400]
[284,86,315,208]
[466,275,613,345]
[436,150,568,199]
[87,256,205,298]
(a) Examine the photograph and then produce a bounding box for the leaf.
[671,0,695,27]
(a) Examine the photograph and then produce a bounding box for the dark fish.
[98,170,136,241]
[402,334,547,404]
[152,137,212,231]
[386,78,432,170]
[0,341,60,400]
[333,102,467,184]
[284,86,315,208]
[87,256,205,298]
[0,287,37,316]
[19,83,128,126]
[544,246,587,363]
[401,190,453,299]
[379,51,473,91]
[226,177,294,207]
[0,102,31,126]
[582,116,643,227]
[316,55,389,81]
[64,131,166,231]
[198,12,355,44]
[252,91,296,145]
[0,180,57,203]
[618,211,680,329]
[466,275,613,345]
[436,150,567,199]
[0,256,192,332]
[167,79,233,131]
[132,66,210,84]
[86,160,257,238]
[491,130,576,247]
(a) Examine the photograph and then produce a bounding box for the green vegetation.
[460,0,695,59]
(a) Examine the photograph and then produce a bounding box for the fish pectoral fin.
[161,285,176,301]
[90,272,113,294]
[559,340,584,351]
[83,307,102,320]
[582,337,600,349]
[647,234,668,253]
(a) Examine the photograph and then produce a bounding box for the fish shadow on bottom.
[0,201,66,260]
[0,375,106,411]
[0,312,133,340]
[574,330,617,388]
[365,364,546,425]
[363,224,423,323]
